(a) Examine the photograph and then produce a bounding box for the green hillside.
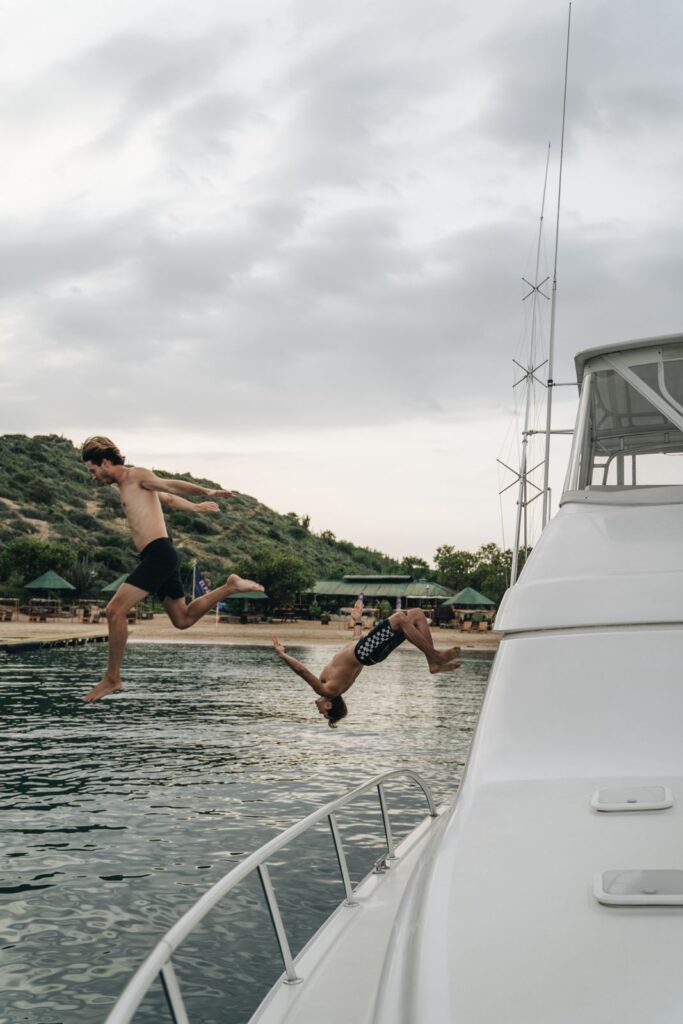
[0,434,400,594]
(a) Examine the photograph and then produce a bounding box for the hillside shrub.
[71,511,100,530]
[25,479,54,505]
[23,507,50,520]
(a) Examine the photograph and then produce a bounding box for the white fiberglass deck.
[375,774,683,1024]
[250,808,449,1024]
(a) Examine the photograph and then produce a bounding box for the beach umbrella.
[222,590,269,615]
[441,587,496,608]
[25,570,76,592]
[102,574,129,593]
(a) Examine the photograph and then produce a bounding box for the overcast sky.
[1,0,682,561]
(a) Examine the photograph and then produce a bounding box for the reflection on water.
[0,642,490,1024]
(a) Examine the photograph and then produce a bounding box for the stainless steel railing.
[105,768,438,1024]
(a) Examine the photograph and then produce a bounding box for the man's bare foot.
[428,660,462,675]
[436,645,461,663]
[82,675,123,703]
[225,574,265,595]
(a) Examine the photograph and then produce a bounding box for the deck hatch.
[591,785,673,812]
[595,869,683,906]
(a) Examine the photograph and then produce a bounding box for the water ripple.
[0,642,490,1023]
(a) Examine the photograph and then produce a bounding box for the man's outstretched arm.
[159,494,222,514]
[272,638,327,696]
[138,468,233,499]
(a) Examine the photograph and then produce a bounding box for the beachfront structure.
[308,574,454,608]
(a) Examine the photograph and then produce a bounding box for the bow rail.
[105,768,438,1024]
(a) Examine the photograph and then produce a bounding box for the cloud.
[2,0,683,554]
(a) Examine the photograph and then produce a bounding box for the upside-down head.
[315,694,348,728]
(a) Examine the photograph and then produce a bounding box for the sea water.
[0,642,490,1024]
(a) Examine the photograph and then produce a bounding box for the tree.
[0,536,78,583]
[398,555,433,579]
[470,543,513,605]
[433,546,476,592]
[236,546,314,606]
[71,554,97,595]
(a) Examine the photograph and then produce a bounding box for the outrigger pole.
[541,1,572,528]
[508,143,552,587]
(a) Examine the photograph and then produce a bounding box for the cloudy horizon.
[1,0,682,562]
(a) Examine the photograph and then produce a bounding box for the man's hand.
[196,501,220,513]
[206,488,234,498]
[272,637,286,657]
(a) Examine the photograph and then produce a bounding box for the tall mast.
[510,143,551,586]
[541,2,572,528]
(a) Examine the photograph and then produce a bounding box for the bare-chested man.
[273,601,461,726]
[81,436,263,703]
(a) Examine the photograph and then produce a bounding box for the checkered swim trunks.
[354,619,406,666]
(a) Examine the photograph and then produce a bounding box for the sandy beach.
[0,614,500,654]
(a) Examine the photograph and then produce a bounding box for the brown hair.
[327,695,348,728]
[81,436,125,466]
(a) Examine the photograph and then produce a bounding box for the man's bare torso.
[117,469,168,552]
[319,641,363,695]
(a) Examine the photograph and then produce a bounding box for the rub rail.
[105,768,438,1024]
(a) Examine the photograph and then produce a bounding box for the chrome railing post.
[105,768,440,1022]
[377,783,396,862]
[159,961,191,1024]
[257,863,303,985]
[328,813,359,907]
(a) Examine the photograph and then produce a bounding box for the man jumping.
[273,600,461,726]
[81,435,264,703]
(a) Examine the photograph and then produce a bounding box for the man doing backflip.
[273,600,461,726]
[81,436,263,703]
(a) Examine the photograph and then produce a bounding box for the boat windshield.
[564,342,683,491]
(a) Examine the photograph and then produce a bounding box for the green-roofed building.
[309,574,454,608]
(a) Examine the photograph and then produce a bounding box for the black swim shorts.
[354,618,406,666]
[126,537,184,602]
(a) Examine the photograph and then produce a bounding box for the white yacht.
[106,333,683,1023]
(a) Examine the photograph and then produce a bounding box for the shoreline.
[0,616,500,656]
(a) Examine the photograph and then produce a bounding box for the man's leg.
[163,573,264,630]
[82,582,148,703]
[390,608,461,674]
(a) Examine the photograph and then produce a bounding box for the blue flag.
[193,565,211,599]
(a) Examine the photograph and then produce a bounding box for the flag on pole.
[193,565,211,599]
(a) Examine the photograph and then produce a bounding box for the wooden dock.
[0,630,108,654]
